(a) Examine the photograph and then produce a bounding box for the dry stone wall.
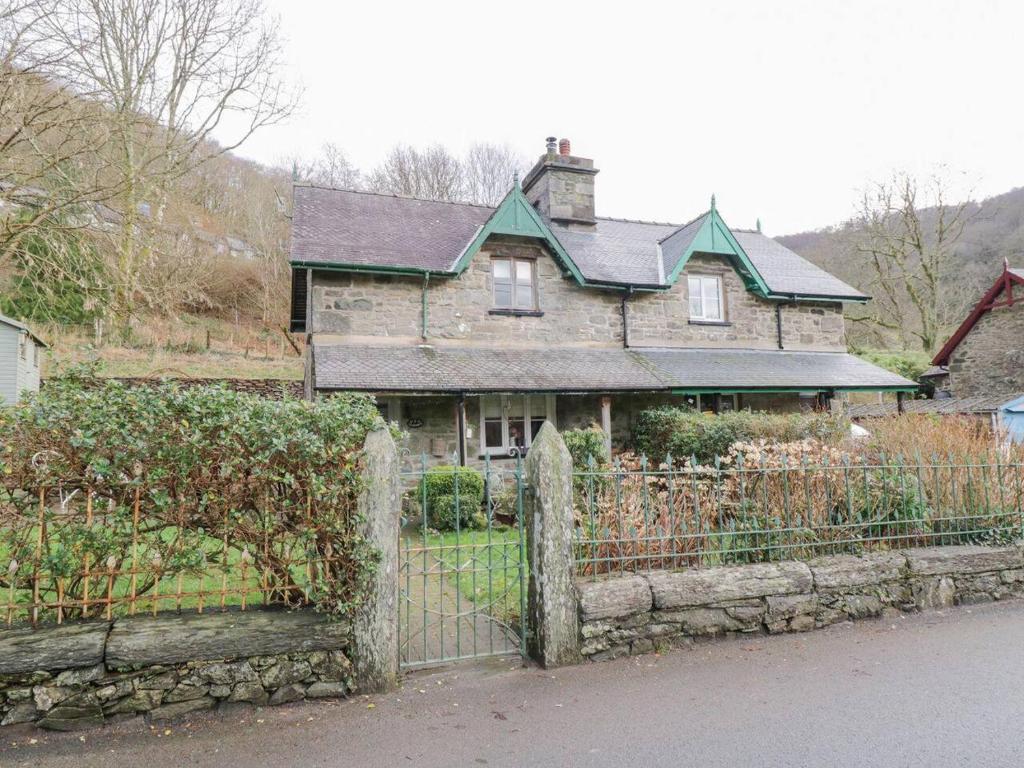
[0,610,353,731]
[576,545,1024,660]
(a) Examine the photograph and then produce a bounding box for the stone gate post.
[351,427,401,692]
[523,422,581,667]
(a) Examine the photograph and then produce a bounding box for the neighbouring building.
[289,137,914,466]
[931,263,1024,398]
[0,313,46,406]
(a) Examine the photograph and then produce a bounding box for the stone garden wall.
[0,609,353,731]
[576,545,1024,660]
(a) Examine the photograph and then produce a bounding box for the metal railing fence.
[573,453,1024,577]
[0,483,346,627]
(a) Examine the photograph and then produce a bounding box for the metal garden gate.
[399,456,528,669]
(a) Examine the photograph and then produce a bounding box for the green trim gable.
[664,206,771,297]
[449,182,587,284]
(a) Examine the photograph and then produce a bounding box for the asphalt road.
[6,601,1024,768]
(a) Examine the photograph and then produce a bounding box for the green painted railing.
[398,455,527,669]
[573,453,1024,577]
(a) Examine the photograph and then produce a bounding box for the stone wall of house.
[309,242,847,352]
[0,610,353,731]
[947,300,1024,396]
[627,254,846,351]
[575,545,1024,661]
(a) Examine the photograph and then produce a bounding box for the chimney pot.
[545,136,557,153]
[558,138,571,156]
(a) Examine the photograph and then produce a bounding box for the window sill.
[688,319,732,327]
[478,452,527,460]
[489,309,544,317]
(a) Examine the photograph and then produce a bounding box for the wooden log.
[106,609,349,669]
[0,621,110,676]
[350,428,402,693]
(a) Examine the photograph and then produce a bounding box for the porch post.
[600,395,612,458]
[456,394,467,467]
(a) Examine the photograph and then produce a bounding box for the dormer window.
[688,275,724,322]
[492,257,537,311]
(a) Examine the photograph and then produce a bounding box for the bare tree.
[28,0,297,334]
[855,172,973,353]
[0,1,120,269]
[366,144,463,201]
[462,142,524,205]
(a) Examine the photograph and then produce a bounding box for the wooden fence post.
[351,427,401,692]
[524,422,581,667]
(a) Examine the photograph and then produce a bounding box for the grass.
[40,312,304,380]
[0,528,317,627]
[401,528,524,627]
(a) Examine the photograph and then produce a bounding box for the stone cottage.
[289,137,913,465]
[930,262,1024,398]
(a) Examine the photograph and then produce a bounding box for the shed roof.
[313,344,915,393]
[0,313,47,347]
[291,186,866,300]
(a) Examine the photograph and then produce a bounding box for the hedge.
[632,407,848,463]
[0,366,388,620]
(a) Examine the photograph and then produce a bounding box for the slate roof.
[635,348,911,390]
[846,393,1022,419]
[313,344,915,393]
[314,345,673,392]
[291,186,865,299]
[291,185,492,272]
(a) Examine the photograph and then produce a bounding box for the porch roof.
[313,344,916,394]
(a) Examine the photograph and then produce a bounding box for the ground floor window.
[680,393,739,414]
[478,395,556,457]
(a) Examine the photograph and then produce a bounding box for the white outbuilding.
[0,313,46,405]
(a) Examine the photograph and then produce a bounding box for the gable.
[661,205,771,297]
[450,181,586,284]
[933,266,1024,366]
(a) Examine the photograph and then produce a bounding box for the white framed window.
[478,394,556,456]
[687,275,724,321]
[492,257,537,311]
[682,393,739,414]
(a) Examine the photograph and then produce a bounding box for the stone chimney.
[521,136,598,226]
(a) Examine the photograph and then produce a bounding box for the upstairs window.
[492,257,537,311]
[688,275,724,322]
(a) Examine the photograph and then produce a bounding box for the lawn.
[400,528,524,627]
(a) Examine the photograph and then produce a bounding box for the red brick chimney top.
[558,138,571,156]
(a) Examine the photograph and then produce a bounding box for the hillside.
[777,186,1024,348]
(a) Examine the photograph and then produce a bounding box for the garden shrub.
[632,407,848,464]
[0,366,387,621]
[416,465,485,531]
[562,426,609,470]
[429,494,486,532]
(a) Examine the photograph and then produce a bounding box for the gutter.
[421,274,430,342]
[620,287,633,348]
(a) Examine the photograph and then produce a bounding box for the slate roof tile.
[291,186,865,299]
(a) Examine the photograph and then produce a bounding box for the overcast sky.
[231,0,1024,235]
